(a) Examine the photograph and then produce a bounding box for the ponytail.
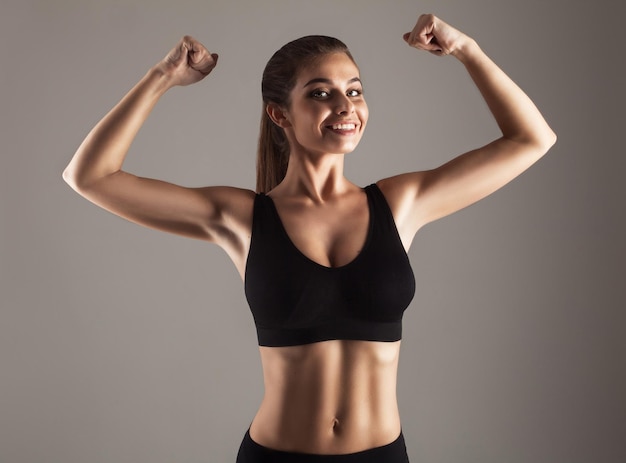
[256,107,289,193]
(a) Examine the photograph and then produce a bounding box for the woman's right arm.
[63,37,254,253]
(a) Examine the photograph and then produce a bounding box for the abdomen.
[250,339,402,454]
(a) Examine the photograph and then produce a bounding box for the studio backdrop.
[1,1,624,462]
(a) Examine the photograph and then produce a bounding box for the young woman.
[63,13,556,463]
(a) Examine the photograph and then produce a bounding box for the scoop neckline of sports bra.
[262,186,374,271]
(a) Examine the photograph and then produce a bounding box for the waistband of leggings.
[242,428,407,461]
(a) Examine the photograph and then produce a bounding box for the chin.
[326,139,362,155]
[340,142,361,154]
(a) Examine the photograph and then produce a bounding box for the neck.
[275,150,353,203]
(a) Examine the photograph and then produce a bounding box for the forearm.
[453,39,556,149]
[63,67,172,191]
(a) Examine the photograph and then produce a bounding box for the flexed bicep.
[415,137,547,225]
[63,37,257,276]
[77,172,249,242]
[377,135,548,248]
[63,36,231,239]
[385,13,555,237]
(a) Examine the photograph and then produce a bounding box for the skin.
[63,14,556,454]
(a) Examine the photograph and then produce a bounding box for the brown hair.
[256,35,356,193]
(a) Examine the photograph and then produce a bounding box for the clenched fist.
[403,14,470,57]
[155,36,218,87]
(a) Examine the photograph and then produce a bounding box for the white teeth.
[331,123,356,130]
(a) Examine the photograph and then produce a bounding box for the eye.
[347,89,362,97]
[310,89,329,99]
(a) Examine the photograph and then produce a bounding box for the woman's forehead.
[296,53,361,85]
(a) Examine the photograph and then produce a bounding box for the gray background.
[1,0,624,462]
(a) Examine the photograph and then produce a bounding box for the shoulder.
[375,172,426,216]
[374,172,429,248]
[199,185,257,208]
[193,186,257,242]
[199,185,257,222]
[197,186,257,276]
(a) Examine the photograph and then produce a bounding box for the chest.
[244,186,416,346]
[273,196,369,269]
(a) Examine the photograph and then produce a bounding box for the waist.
[250,411,402,454]
[241,424,409,461]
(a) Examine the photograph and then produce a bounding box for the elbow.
[525,126,557,156]
[62,165,76,189]
[62,165,83,192]
[550,130,557,147]
[545,126,557,148]
[62,164,94,194]
[540,127,557,153]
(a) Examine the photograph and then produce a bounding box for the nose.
[334,94,355,115]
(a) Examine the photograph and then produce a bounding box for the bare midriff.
[249,339,402,454]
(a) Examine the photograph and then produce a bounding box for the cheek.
[359,105,369,127]
[295,103,324,124]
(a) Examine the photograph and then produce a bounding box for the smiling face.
[275,52,368,157]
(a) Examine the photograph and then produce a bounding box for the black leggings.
[236,428,410,462]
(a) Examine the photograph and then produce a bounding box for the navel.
[331,417,341,434]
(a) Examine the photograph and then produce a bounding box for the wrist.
[451,37,480,62]
[146,64,177,96]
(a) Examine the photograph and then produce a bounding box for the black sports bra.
[244,183,415,347]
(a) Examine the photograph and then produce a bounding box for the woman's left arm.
[379,14,556,243]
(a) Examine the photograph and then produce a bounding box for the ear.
[266,103,292,129]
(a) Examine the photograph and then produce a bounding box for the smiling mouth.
[326,123,357,131]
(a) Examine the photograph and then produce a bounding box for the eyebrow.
[302,77,361,88]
